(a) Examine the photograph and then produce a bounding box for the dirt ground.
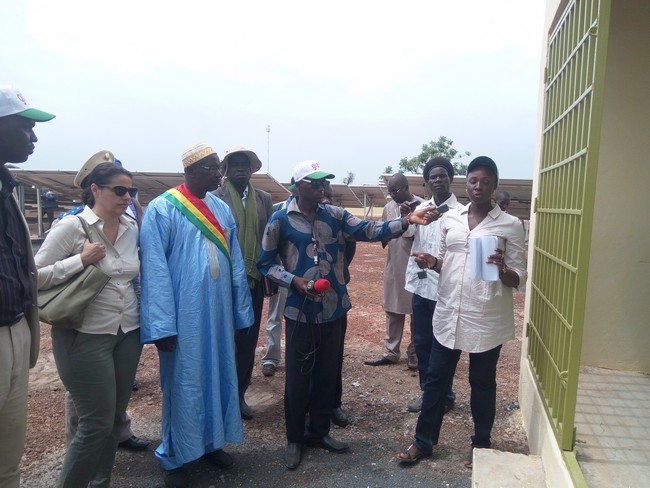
[21,241,528,487]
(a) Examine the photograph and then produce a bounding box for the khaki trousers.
[0,318,30,488]
[382,311,416,363]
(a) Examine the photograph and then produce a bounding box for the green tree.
[398,136,470,176]
[383,166,394,174]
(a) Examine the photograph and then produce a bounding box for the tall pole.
[266,124,271,173]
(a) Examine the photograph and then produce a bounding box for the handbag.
[38,216,111,328]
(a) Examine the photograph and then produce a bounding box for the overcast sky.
[2,0,546,185]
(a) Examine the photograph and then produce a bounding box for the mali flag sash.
[163,185,232,272]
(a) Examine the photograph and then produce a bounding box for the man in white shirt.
[403,158,462,413]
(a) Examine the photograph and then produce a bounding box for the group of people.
[0,85,527,488]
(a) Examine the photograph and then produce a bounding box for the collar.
[79,205,132,227]
[427,193,459,208]
[0,164,16,198]
[286,197,324,215]
[460,202,502,219]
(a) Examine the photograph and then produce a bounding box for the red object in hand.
[307,279,331,293]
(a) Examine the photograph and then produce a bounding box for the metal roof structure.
[380,174,532,220]
[10,169,532,237]
[10,169,291,207]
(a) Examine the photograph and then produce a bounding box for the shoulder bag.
[38,216,111,328]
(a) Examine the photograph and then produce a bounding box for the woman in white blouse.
[398,156,527,468]
[35,163,141,487]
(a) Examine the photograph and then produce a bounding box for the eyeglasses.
[303,179,327,188]
[194,165,222,173]
[98,185,138,197]
[388,187,404,195]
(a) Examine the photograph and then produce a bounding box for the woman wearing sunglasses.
[35,162,142,487]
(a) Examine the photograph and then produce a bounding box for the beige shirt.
[35,206,140,335]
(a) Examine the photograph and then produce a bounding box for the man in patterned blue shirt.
[258,160,430,470]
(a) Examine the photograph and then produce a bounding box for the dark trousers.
[236,279,264,397]
[411,294,456,407]
[414,335,501,453]
[334,313,347,408]
[285,317,342,443]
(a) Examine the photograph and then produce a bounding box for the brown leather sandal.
[397,444,431,465]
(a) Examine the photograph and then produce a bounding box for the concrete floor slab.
[472,449,546,487]
[575,367,650,487]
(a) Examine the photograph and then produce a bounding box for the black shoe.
[163,467,189,488]
[284,442,302,469]
[331,407,349,427]
[262,363,276,377]
[132,380,140,391]
[204,449,234,469]
[240,397,253,420]
[363,355,395,366]
[118,435,150,451]
[306,435,349,453]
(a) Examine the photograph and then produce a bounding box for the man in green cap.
[0,85,54,486]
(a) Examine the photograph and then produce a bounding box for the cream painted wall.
[581,0,650,373]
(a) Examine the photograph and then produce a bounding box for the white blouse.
[35,206,140,335]
[433,203,527,353]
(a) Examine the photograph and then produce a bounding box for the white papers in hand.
[469,235,505,281]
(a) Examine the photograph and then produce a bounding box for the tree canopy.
[398,136,470,176]
[342,171,355,185]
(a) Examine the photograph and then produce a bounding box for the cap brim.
[18,108,55,122]
[74,150,115,187]
[467,156,498,181]
[305,171,335,181]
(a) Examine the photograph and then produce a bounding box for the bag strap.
[76,215,94,243]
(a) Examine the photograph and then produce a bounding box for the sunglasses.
[98,185,138,197]
[303,179,327,188]
[194,165,222,173]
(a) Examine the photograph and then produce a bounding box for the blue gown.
[139,192,253,470]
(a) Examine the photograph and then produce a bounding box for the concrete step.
[472,449,546,488]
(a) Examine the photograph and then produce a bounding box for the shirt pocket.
[466,279,498,313]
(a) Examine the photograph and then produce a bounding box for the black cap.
[466,156,498,183]
[423,157,454,181]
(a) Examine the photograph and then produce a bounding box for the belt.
[1,313,25,327]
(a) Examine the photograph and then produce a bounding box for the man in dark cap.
[215,145,273,420]
[0,85,54,486]
[403,157,462,413]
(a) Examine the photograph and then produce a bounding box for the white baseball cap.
[288,160,334,190]
[0,86,55,121]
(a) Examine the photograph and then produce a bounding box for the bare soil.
[22,241,528,487]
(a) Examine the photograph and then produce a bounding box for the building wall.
[581,0,650,373]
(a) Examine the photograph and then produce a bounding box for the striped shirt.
[0,165,32,325]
